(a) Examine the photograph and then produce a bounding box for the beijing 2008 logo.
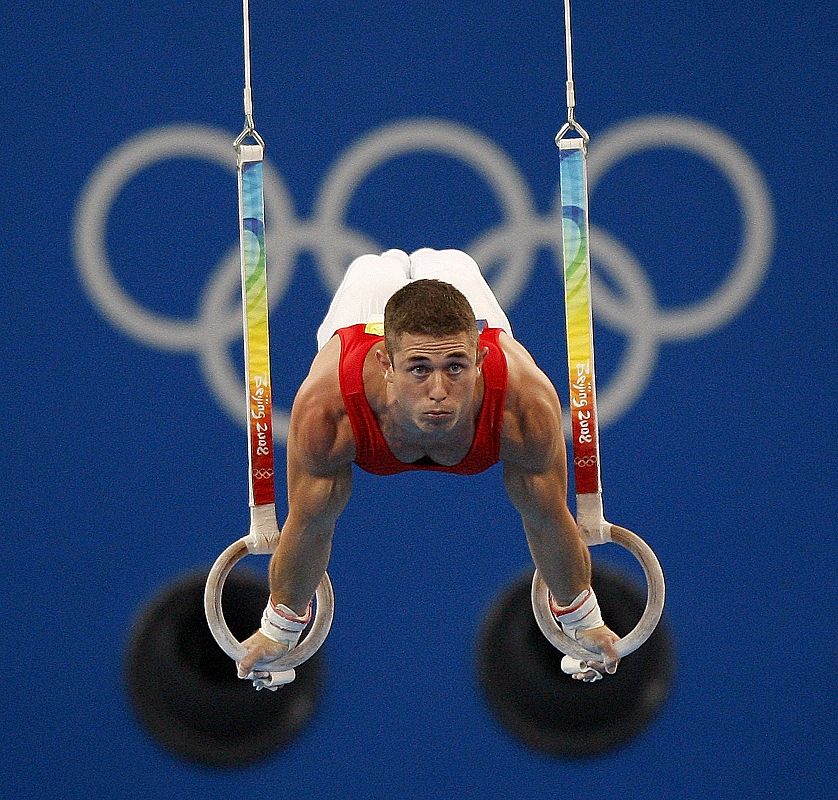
[73,115,774,442]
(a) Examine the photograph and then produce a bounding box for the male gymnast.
[237,248,620,687]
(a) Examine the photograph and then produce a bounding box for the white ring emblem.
[73,115,774,440]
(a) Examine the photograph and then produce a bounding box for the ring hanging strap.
[204,0,335,679]
[530,0,666,664]
[238,147,275,508]
[235,0,273,509]
[559,136,605,538]
[555,0,604,540]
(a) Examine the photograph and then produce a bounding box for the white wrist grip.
[549,587,604,635]
[260,600,312,647]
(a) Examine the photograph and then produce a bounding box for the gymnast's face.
[376,331,487,436]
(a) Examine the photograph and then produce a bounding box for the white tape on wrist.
[548,587,604,636]
[260,599,312,647]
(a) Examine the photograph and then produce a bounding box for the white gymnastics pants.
[316,248,513,350]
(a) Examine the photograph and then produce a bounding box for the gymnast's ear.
[476,345,489,371]
[375,347,394,380]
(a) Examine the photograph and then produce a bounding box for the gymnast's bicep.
[285,377,354,528]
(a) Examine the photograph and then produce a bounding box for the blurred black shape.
[125,569,324,768]
[477,565,674,757]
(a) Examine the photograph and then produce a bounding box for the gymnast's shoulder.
[498,332,564,470]
[287,337,355,473]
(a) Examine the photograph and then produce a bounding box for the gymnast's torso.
[336,323,508,475]
[287,325,561,481]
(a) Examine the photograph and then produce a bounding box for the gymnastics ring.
[531,525,665,662]
[204,537,334,671]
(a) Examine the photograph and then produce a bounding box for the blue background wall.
[2,1,835,797]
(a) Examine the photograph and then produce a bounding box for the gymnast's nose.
[428,371,447,402]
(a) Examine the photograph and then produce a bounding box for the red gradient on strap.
[249,375,276,506]
[569,360,601,495]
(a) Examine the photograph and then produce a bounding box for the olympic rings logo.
[73,115,774,442]
[574,456,598,468]
[252,469,274,480]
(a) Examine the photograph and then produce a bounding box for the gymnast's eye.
[448,362,466,374]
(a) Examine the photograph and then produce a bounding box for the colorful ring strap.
[560,137,605,533]
[237,144,275,508]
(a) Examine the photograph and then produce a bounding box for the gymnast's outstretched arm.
[237,350,354,677]
[500,335,620,678]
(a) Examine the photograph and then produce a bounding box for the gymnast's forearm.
[268,519,334,617]
[523,507,591,605]
[503,463,591,604]
[268,459,351,616]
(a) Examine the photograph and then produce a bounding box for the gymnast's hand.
[236,599,312,690]
[236,630,296,690]
[562,624,621,683]
[551,587,620,683]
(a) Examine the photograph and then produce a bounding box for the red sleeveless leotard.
[337,324,508,475]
